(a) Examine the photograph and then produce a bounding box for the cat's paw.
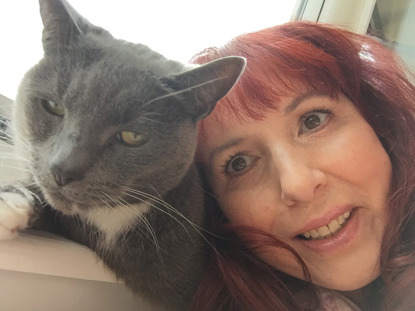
[0,191,33,240]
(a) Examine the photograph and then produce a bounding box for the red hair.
[191,21,415,310]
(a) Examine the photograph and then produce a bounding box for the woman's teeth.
[300,211,351,240]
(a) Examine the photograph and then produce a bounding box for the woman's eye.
[41,99,65,116]
[118,131,144,146]
[226,153,254,174]
[300,110,331,133]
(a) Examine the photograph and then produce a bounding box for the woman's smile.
[200,92,391,290]
[295,207,354,240]
[293,206,359,254]
[299,210,351,240]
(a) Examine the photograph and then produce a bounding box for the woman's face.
[200,92,391,290]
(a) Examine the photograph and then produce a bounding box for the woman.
[190,21,415,311]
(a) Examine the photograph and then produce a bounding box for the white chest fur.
[83,202,150,245]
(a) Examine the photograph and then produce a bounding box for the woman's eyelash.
[300,108,332,120]
[221,151,247,175]
[299,107,333,133]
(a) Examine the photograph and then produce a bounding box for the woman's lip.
[292,205,356,237]
[294,209,359,254]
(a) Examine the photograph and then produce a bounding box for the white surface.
[0,230,152,311]
[0,269,142,311]
[0,229,116,282]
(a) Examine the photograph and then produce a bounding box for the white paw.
[0,192,33,240]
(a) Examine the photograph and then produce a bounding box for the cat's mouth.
[41,182,98,214]
[38,171,152,214]
[43,190,81,215]
[43,184,144,214]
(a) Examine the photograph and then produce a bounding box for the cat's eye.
[118,131,144,146]
[41,99,65,116]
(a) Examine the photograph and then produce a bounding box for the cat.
[0,0,245,310]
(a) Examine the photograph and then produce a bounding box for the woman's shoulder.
[317,287,361,311]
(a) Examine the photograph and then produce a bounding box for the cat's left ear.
[163,56,246,121]
[38,0,102,52]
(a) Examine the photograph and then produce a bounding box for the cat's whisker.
[25,185,47,207]
[13,133,31,148]
[9,182,47,208]
[9,148,31,158]
[121,186,181,215]
[0,153,29,162]
[92,193,120,250]
[119,187,211,250]
[94,191,111,207]
[99,191,118,207]
[121,187,179,215]
[115,197,167,267]
[121,188,189,222]
[140,76,226,111]
[0,149,29,156]
[121,186,221,251]
[0,164,30,173]
[121,189,191,237]
[0,153,31,163]
[0,162,30,176]
[95,191,166,267]
[123,186,199,229]
[7,143,31,155]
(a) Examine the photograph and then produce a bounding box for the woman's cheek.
[220,189,278,230]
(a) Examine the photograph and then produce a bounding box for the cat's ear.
[38,0,98,52]
[163,56,246,121]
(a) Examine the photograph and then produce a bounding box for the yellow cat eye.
[118,131,144,146]
[41,99,65,116]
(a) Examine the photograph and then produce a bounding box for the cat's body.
[0,0,245,310]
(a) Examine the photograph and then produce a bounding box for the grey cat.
[0,0,245,310]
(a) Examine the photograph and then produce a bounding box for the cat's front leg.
[0,183,37,240]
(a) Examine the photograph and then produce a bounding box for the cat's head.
[14,0,245,215]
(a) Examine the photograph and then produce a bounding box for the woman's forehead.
[208,80,334,123]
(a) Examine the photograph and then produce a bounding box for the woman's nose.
[275,151,327,204]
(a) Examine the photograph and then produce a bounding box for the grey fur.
[9,0,245,310]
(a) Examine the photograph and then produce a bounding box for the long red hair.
[191,21,415,310]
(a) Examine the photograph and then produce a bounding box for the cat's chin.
[42,190,87,215]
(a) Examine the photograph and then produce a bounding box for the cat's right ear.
[39,0,93,52]
[162,56,246,121]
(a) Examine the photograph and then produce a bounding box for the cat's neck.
[81,203,150,244]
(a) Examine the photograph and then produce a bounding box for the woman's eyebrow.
[284,91,331,114]
[208,137,246,162]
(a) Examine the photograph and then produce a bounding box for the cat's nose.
[51,165,83,186]
[49,143,91,187]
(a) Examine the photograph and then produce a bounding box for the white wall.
[299,0,376,34]
[0,0,297,100]
[395,0,415,72]
[318,0,376,34]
